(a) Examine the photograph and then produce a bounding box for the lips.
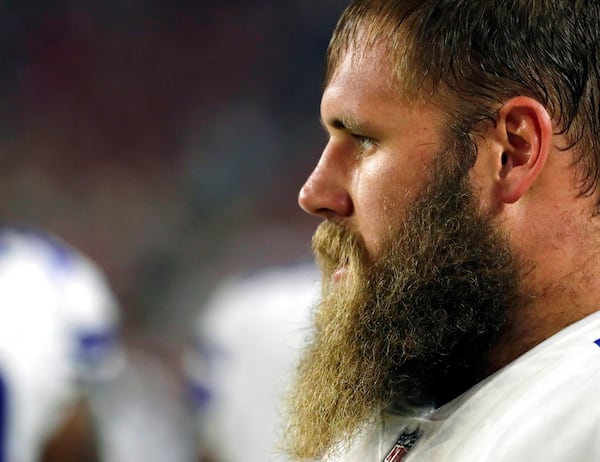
[332,266,348,282]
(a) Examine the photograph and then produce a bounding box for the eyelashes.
[351,133,377,156]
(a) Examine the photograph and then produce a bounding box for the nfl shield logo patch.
[383,428,422,462]
[384,444,409,462]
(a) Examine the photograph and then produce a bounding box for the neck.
[484,235,600,375]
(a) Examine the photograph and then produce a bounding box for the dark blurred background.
[0,1,346,355]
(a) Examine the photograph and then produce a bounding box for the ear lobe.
[495,97,552,204]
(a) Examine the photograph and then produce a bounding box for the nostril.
[314,207,340,220]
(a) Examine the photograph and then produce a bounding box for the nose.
[298,150,353,219]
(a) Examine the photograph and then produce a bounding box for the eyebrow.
[320,114,372,134]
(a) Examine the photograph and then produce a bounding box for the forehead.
[322,44,445,140]
[326,44,396,104]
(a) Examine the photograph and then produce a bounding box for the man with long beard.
[284,1,600,461]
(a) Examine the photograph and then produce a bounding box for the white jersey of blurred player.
[0,227,123,462]
[185,261,319,462]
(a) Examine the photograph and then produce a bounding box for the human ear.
[493,96,553,204]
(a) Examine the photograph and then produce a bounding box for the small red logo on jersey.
[384,444,409,462]
[383,427,422,462]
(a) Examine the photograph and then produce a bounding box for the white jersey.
[185,261,319,462]
[0,227,122,462]
[332,310,600,462]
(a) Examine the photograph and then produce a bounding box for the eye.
[351,133,377,155]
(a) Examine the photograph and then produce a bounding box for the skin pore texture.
[285,38,600,460]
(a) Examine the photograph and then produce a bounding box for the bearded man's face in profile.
[285,146,526,460]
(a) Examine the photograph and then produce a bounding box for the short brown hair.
[327,0,600,209]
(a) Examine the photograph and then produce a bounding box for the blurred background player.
[0,226,122,462]
[185,260,319,462]
[0,225,197,462]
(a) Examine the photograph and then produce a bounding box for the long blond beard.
[284,222,384,460]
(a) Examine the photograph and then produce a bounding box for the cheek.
[354,187,389,256]
[353,164,420,258]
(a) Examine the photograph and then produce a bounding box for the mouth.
[331,266,348,282]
